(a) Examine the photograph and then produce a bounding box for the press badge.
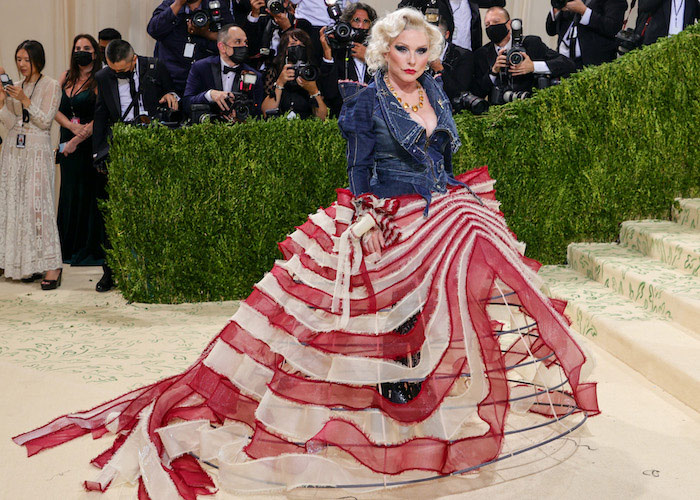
[184,43,195,58]
[16,133,26,148]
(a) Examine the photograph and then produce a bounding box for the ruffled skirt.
[13,167,598,499]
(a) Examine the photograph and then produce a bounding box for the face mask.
[114,69,133,80]
[353,28,369,44]
[73,50,93,67]
[230,46,248,64]
[286,45,306,64]
[486,23,509,44]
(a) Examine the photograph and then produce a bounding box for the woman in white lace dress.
[0,40,62,288]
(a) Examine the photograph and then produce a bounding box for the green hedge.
[106,26,700,303]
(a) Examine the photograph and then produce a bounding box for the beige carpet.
[1,265,699,499]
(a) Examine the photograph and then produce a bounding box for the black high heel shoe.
[41,269,62,290]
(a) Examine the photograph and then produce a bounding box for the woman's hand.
[5,85,30,107]
[361,227,385,257]
[0,85,6,108]
[68,121,85,137]
[63,138,79,156]
[276,64,295,87]
[319,27,333,60]
[297,77,318,95]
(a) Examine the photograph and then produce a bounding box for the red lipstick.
[404,69,416,74]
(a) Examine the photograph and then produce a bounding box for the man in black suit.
[398,0,505,51]
[318,2,377,116]
[430,16,475,102]
[473,7,576,101]
[182,24,264,117]
[546,0,627,69]
[93,40,178,292]
[636,0,699,45]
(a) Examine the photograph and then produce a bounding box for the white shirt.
[290,0,358,27]
[205,59,239,102]
[353,57,366,83]
[554,7,593,59]
[450,0,473,50]
[669,0,686,35]
[489,38,550,85]
[117,63,145,121]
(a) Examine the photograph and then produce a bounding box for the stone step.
[567,243,700,335]
[539,265,700,412]
[672,198,700,230]
[619,220,700,276]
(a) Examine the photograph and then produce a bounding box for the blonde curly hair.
[365,8,444,75]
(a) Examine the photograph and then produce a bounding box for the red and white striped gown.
[13,167,598,499]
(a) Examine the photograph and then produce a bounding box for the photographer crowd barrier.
[105,25,700,303]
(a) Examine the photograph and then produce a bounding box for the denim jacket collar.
[373,69,461,154]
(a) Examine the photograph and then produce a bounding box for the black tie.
[128,75,140,118]
[223,65,238,74]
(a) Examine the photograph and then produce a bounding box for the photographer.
[546,0,627,69]
[244,0,296,70]
[261,29,328,119]
[92,40,178,292]
[430,16,475,102]
[473,7,576,102]
[636,0,699,45]
[183,24,264,119]
[318,2,376,116]
[398,0,505,50]
[147,0,236,96]
[98,28,122,67]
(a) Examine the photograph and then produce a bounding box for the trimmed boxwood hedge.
[106,25,700,303]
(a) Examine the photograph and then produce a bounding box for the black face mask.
[286,45,306,64]
[114,69,134,80]
[73,50,93,67]
[230,46,248,64]
[486,23,509,45]
[353,28,369,44]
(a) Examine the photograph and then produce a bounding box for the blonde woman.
[14,9,598,496]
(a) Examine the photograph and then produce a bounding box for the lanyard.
[67,77,90,119]
[21,74,42,124]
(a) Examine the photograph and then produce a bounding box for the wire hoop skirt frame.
[13,167,599,499]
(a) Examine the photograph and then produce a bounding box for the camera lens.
[508,51,524,66]
[191,11,209,27]
[299,65,318,81]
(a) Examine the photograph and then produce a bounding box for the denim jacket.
[338,69,462,212]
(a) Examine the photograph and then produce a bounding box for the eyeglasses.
[352,17,371,26]
[222,41,247,49]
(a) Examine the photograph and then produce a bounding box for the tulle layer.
[13,167,598,499]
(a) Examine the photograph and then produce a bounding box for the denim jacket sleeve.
[337,84,376,196]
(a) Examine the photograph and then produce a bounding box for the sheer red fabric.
[12,167,598,498]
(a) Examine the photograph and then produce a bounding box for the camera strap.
[621,0,651,33]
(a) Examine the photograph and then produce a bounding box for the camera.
[190,0,224,32]
[228,72,260,121]
[451,92,489,115]
[506,18,526,66]
[292,62,319,81]
[190,72,260,123]
[551,0,573,8]
[616,27,642,55]
[489,86,531,105]
[503,89,531,102]
[266,0,285,15]
[323,0,369,50]
[151,105,183,128]
[0,73,13,88]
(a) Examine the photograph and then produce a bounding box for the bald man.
[182,24,264,118]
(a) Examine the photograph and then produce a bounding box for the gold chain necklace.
[385,76,424,112]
